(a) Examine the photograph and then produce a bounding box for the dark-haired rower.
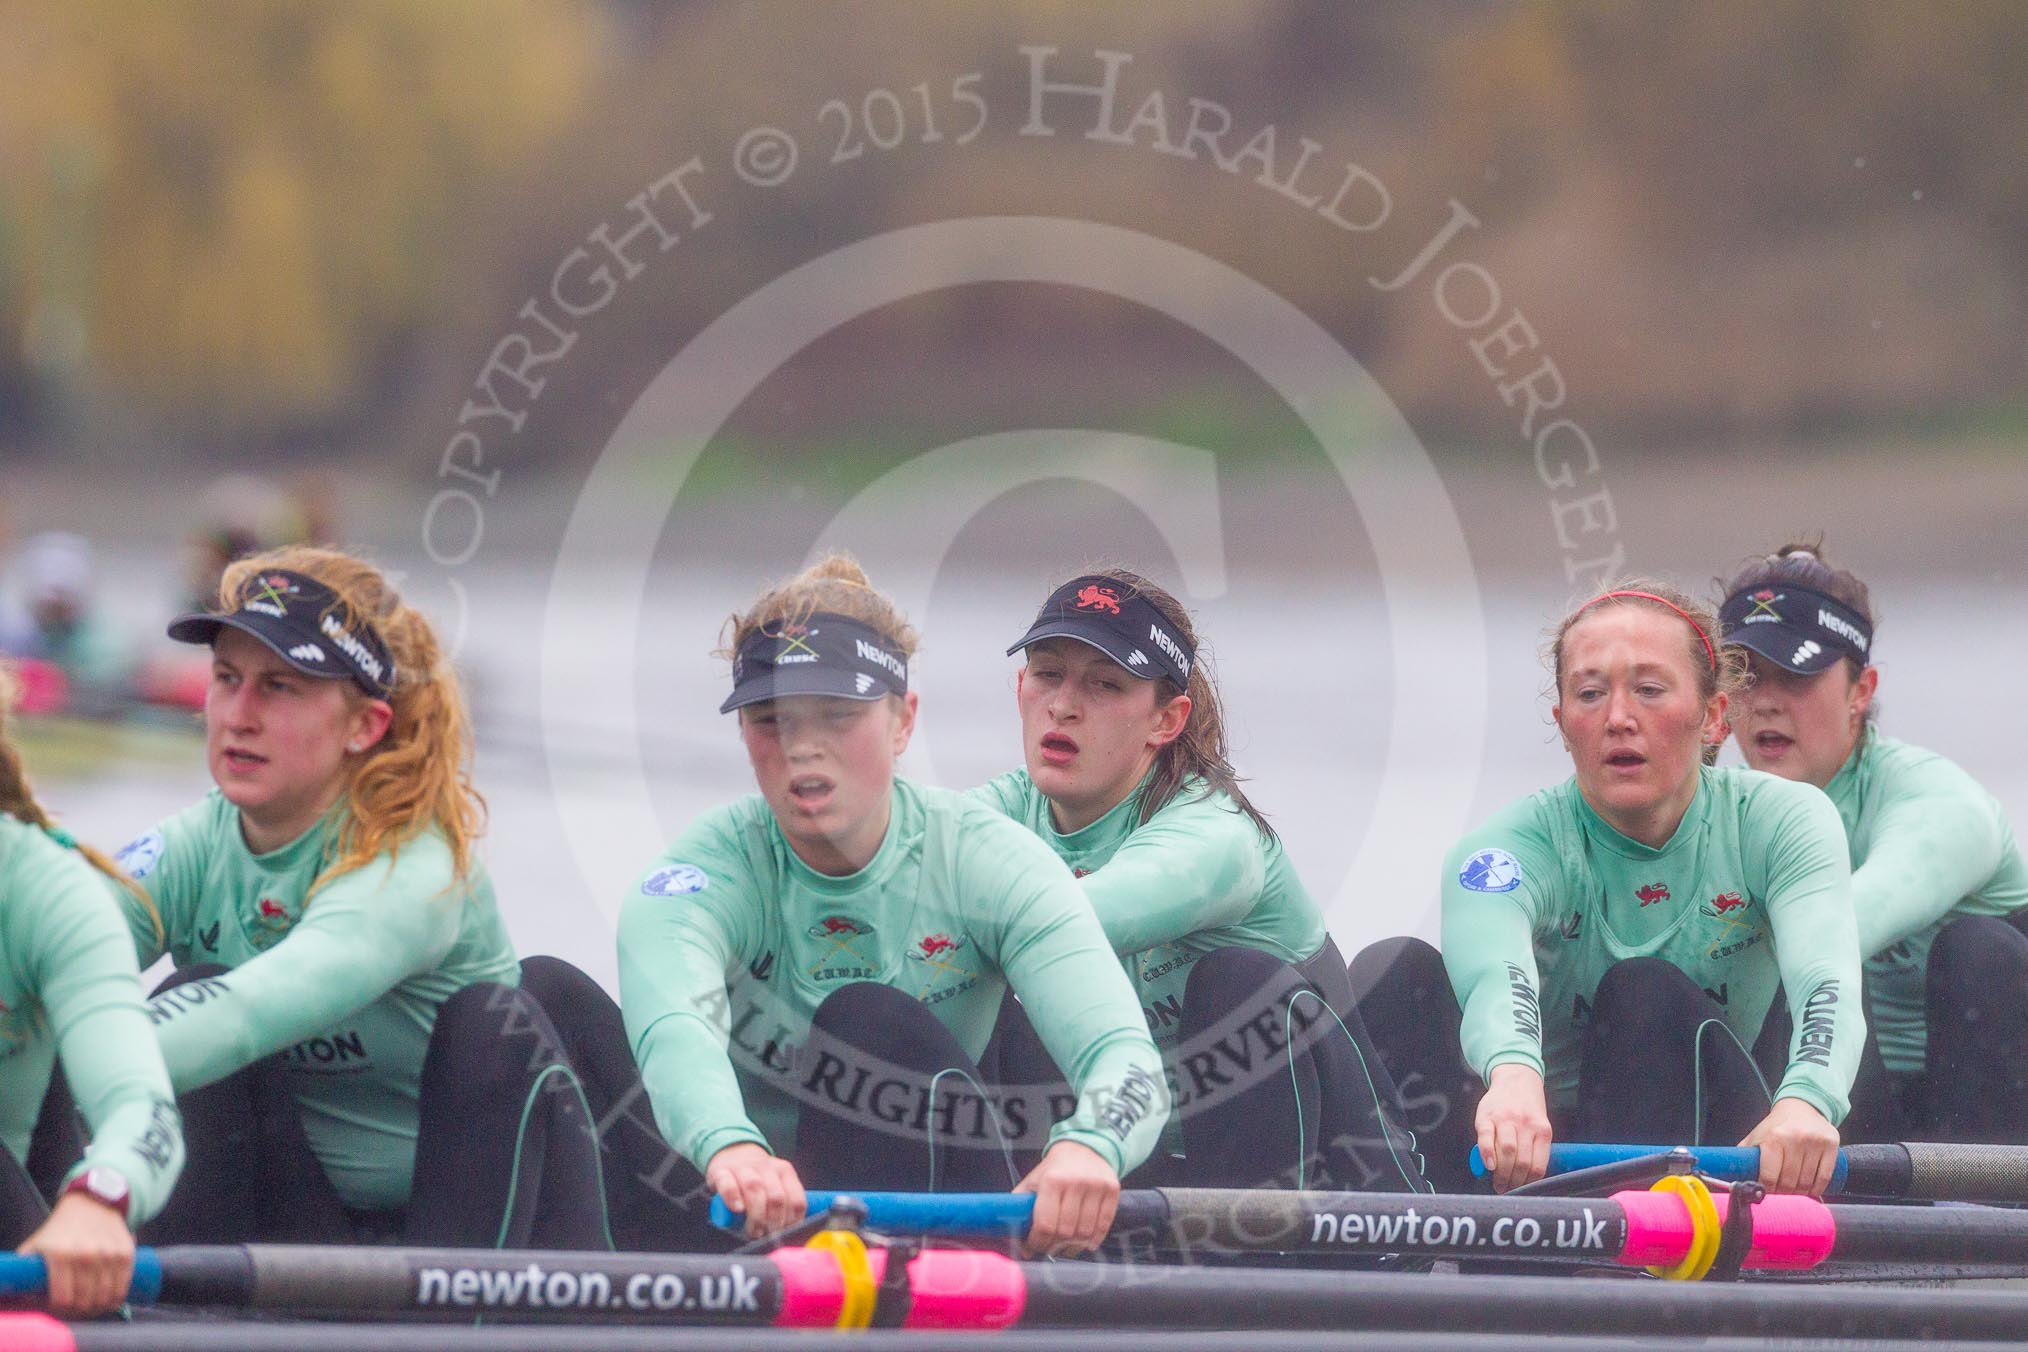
[1722,542,2028,1144]
[976,571,1426,1193]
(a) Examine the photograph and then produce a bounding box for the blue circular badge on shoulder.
[1459,848,1522,894]
[641,864,708,897]
[115,830,166,881]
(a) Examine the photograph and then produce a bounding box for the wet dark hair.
[1045,567,1274,843]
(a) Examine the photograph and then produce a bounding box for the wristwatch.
[63,1166,131,1220]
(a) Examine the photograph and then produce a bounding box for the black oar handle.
[1859,1143,2028,1203]
[1839,1143,2028,1203]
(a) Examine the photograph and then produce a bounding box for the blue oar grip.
[1469,1143,1849,1192]
[0,1254,47,1299]
[710,1190,1036,1236]
[130,1248,162,1304]
[0,1248,160,1304]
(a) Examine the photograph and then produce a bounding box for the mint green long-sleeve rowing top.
[1824,732,2028,1076]
[0,816,184,1224]
[618,777,1168,1177]
[112,793,519,1211]
[969,770,1326,1046]
[1441,766,1865,1124]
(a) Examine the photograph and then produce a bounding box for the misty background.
[2,1,2024,985]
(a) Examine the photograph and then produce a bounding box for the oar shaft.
[1017,1265,2028,1339]
[0,1247,788,1324]
[1477,1142,2028,1203]
[1831,1203,2028,1266]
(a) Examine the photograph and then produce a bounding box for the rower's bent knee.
[1348,936,1446,1007]
[428,981,571,1092]
[811,979,921,1033]
[1590,957,1711,1045]
[1929,916,2028,1010]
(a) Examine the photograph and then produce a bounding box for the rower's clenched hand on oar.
[706,1143,807,1239]
[1740,1097,1840,1196]
[1476,1063,1553,1193]
[18,1191,133,1318]
[1016,1140,1119,1257]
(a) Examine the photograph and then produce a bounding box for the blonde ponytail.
[0,663,162,945]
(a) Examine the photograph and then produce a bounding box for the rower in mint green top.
[1719,548,2028,1087]
[1,816,183,1224]
[1822,732,2028,1075]
[620,776,1167,1176]
[114,793,517,1211]
[971,768,1326,1047]
[1443,764,1866,1124]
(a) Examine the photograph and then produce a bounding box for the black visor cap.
[168,570,397,700]
[1006,576,1194,688]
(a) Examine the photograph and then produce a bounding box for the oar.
[21,1321,2028,1352]
[716,1184,2028,1271]
[0,1246,798,1325]
[716,1186,1838,1270]
[12,1251,2028,1341]
[1469,1141,2028,1202]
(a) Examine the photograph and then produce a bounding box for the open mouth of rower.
[1754,731,1795,755]
[220,747,268,771]
[1604,750,1645,770]
[788,775,834,806]
[1039,732,1078,766]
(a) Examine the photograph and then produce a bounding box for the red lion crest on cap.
[1074,584,1121,614]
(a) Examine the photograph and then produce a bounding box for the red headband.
[1573,590,1717,671]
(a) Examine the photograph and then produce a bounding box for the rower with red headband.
[1356,581,1866,1196]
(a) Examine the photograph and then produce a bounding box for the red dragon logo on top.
[1709,891,1745,914]
[1074,584,1121,614]
[907,932,968,963]
[1635,882,1670,906]
[808,916,872,940]
[249,897,297,951]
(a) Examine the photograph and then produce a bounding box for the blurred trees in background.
[0,0,605,446]
[0,0,2021,460]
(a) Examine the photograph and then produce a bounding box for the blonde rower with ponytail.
[111,547,606,1249]
[0,663,184,1317]
[614,553,1165,1254]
